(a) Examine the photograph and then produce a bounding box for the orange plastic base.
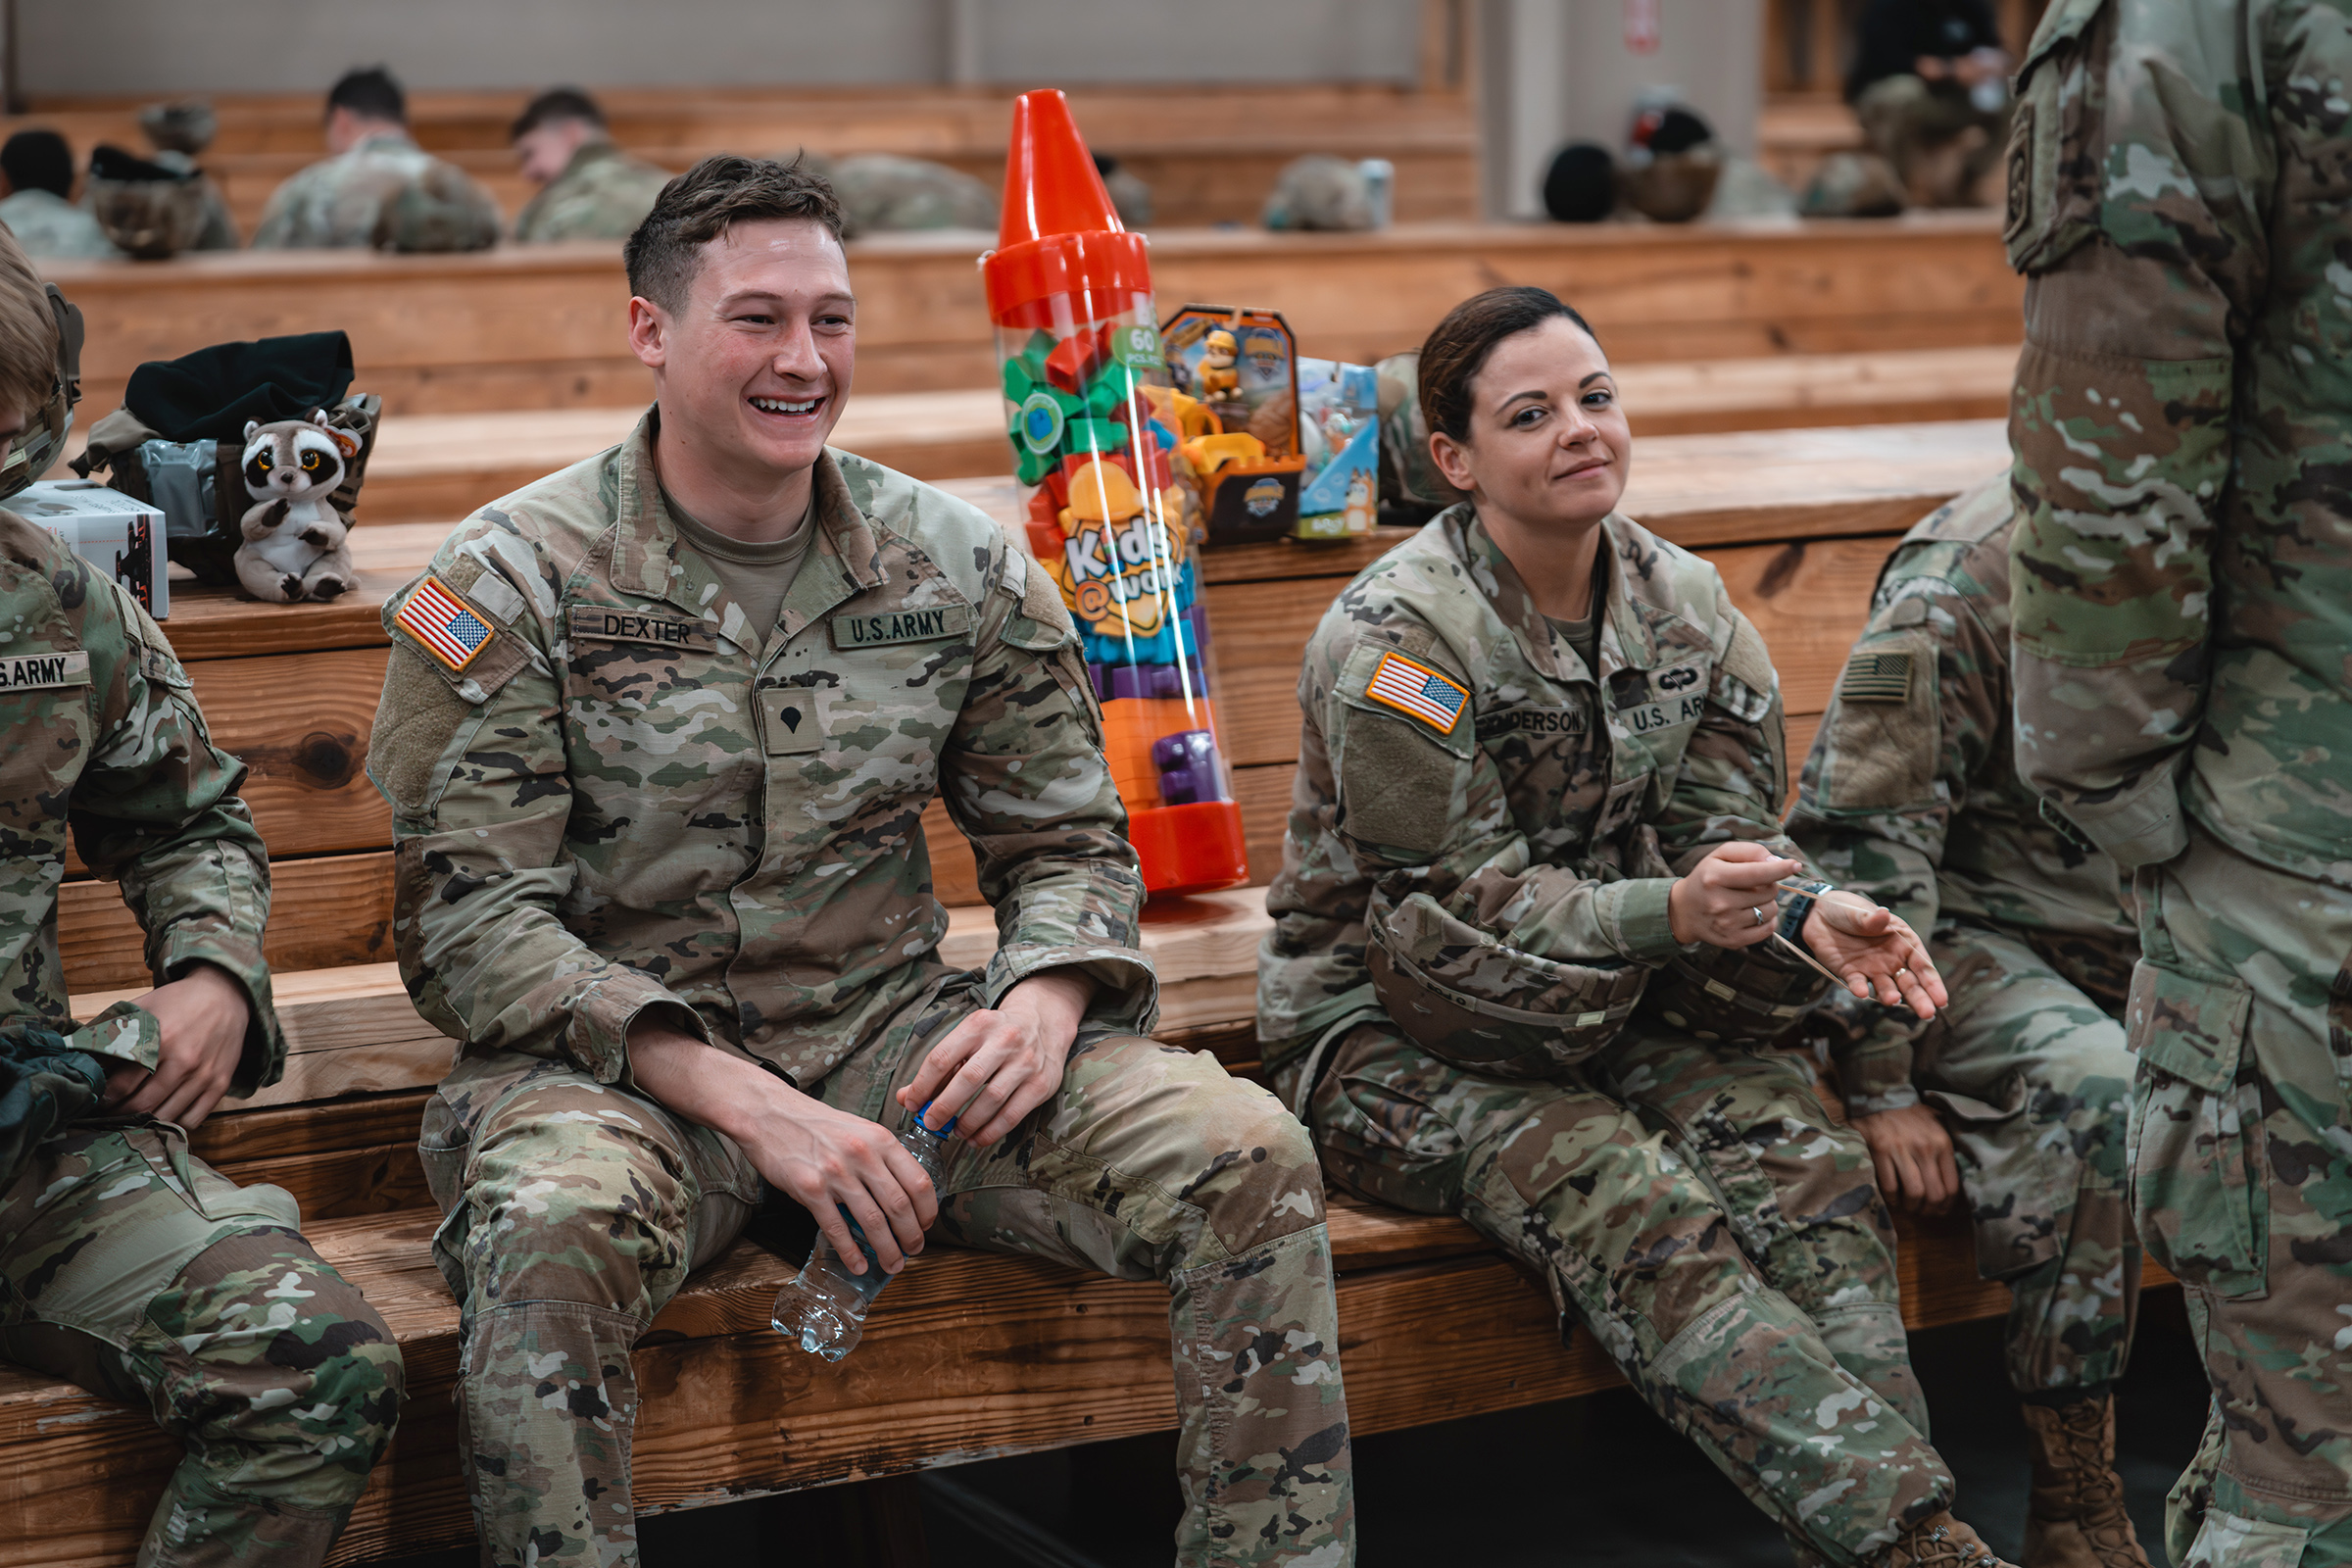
[1131,801,1250,899]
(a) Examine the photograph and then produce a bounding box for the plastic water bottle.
[770,1108,953,1362]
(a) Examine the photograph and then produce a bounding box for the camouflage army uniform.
[2006,0,2352,1559]
[0,188,122,260]
[0,514,403,1564]
[798,152,998,238]
[1258,506,1959,1565]
[1788,479,2140,1402]
[510,139,671,244]
[250,132,501,252]
[369,412,1352,1568]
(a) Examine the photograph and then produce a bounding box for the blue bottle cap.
[915,1101,957,1136]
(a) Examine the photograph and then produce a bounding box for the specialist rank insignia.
[396,575,497,672]
[1837,649,1913,703]
[1365,651,1469,732]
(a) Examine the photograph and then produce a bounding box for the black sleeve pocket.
[2125,957,2266,1298]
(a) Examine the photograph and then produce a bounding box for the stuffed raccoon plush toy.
[238,411,357,603]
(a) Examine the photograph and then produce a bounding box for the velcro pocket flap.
[2128,958,2250,1094]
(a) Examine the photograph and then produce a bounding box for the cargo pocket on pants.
[2126,958,2265,1298]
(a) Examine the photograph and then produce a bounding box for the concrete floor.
[379,1287,2210,1566]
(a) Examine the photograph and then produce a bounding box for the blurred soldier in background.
[793,149,997,236]
[0,130,119,260]
[508,87,672,243]
[138,101,241,251]
[251,66,501,252]
[1845,0,2010,207]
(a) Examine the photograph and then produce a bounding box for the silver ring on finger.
[1751,904,1770,926]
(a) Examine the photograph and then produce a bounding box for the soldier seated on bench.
[251,66,501,253]
[0,225,404,1567]
[1789,477,2150,1568]
[1257,284,2022,1568]
[368,155,1353,1568]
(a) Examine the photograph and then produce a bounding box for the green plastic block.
[1019,330,1054,382]
[1066,417,1129,453]
[1015,444,1057,485]
[1085,362,1138,416]
[1002,356,1036,402]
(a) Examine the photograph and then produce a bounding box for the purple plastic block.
[1087,662,1113,703]
[1151,729,1224,806]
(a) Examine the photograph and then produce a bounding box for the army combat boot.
[2020,1396,2152,1568]
[1884,1511,2014,1568]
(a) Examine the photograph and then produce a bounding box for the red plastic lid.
[983,89,1153,327]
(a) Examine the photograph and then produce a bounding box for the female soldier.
[1256,286,2004,1568]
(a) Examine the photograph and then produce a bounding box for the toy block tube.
[982,88,1248,899]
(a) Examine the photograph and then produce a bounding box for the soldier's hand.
[1804,894,1949,1018]
[1851,1103,1961,1214]
[630,1030,938,1277]
[899,969,1096,1149]
[1668,841,1805,948]
[110,964,251,1128]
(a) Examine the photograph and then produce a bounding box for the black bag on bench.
[72,330,381,587]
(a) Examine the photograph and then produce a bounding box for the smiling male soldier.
[368,156,1354,1568]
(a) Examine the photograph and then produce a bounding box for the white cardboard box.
[12,479,170,619]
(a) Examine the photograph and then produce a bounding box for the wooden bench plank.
[341,353,2016,524]
[0,1190,2173,1568]
[41,219,2021,417]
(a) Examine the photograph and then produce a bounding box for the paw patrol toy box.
[1159,304,1305,545]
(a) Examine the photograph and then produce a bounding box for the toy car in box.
[1159,304,1305,545]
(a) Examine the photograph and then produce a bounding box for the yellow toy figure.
[1197,326,1241,404]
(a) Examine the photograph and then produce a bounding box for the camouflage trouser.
[0,1124,405,1566]
[1278,1017,1950,1566]
[1914,924,2139,1396]
[2128,831,2352,1567]
[421,982,1352,1568]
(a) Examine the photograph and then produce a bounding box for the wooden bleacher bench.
[10,418,2140,1568]
[3,81,1485,232]
[36,215,2026,417]
[249,345,2015,523]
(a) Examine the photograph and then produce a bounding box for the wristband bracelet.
[1776,878,1834,950]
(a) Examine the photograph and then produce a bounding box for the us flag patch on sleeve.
[1365,651,1469,732]
[1838,649,1912,703]
[396,575,497,672]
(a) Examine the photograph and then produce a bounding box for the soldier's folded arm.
[939,546,1154,1027]
[2005,0,2250,868]
[369,534,710,1085]
[1319,623,1689,970]
[69,577,279,1087]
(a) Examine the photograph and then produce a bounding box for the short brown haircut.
[0,224,59,419]
[623,155,845,314]
[511,86,606,143]
[1418,286,1597,443]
